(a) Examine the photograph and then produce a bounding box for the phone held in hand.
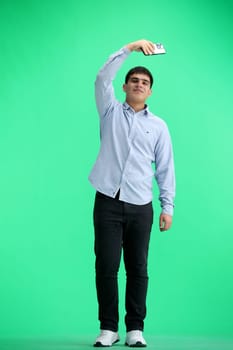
[142,43,166,55]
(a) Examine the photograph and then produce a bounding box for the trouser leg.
[123,201,153,332]
[93,192,123,332]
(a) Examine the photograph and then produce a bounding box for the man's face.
[123,74,152,104]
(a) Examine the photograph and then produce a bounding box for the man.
[88,39,175,347]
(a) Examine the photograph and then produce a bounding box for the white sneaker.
[125,330,147,347]
[94,330,120,347]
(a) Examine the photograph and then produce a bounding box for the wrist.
[126,42,136,52]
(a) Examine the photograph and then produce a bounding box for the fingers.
[159,214,172,231]
[140,40,155,55]
[127,39,155,54]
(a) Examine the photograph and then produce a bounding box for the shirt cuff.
[161,205,174,216]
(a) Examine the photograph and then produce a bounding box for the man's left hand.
[159,213,172,231]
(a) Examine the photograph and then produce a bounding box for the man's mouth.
[133,89,143,93]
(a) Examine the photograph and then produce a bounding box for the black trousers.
[93,191,153,332]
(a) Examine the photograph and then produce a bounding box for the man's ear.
[123,84,127,92]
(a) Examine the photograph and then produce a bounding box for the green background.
[0,0,233,343]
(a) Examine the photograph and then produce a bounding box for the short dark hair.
[125,66,154,87]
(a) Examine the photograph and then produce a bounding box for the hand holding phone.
[142,43,166,55]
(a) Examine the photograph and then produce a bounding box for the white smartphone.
[142,43,166,55]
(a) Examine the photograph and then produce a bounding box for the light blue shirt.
[88,47,175,215]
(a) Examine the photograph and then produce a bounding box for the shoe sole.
[125,341,147,347]
[94,338,120,347]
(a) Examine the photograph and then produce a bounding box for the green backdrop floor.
[0,336,233,350]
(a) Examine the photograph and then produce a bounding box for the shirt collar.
[123,102,149,117]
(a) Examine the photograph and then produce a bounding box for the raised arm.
[95,47,130,118]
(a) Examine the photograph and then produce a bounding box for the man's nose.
[136,80,143,86]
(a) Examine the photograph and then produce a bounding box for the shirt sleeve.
[95,47,131,118]
[154,122,176,216]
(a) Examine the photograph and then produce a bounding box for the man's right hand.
[126,39,155,55]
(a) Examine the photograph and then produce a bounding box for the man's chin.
[132,96,145,103]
